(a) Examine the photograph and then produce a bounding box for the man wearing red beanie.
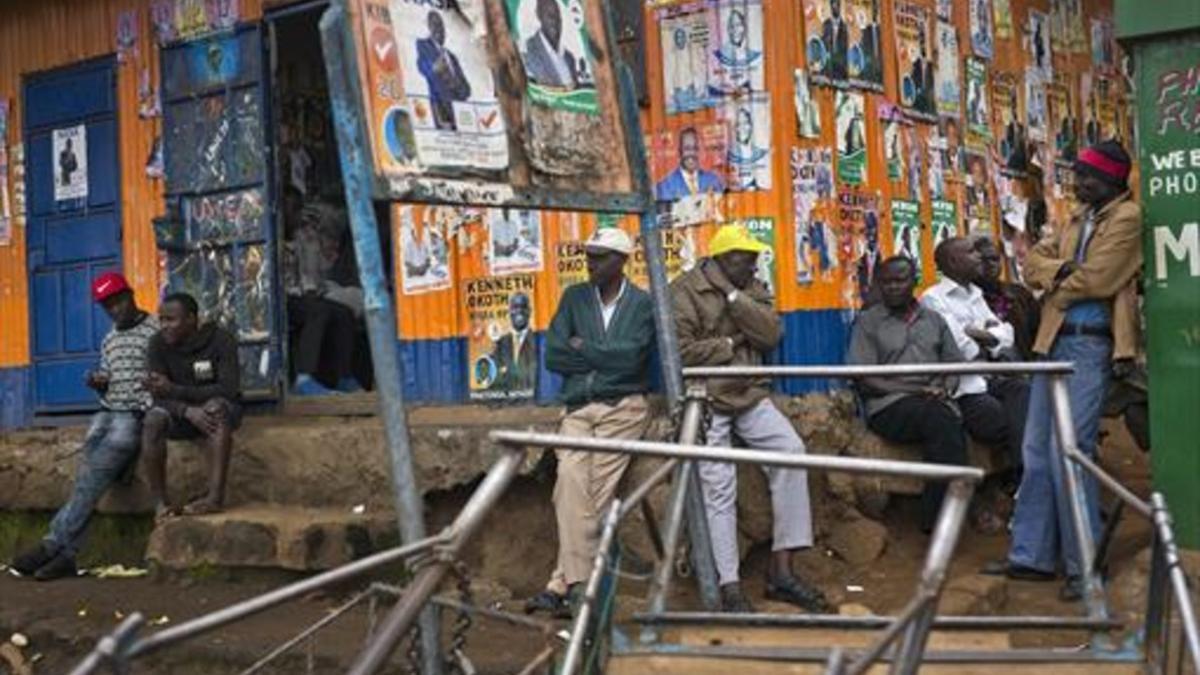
[10,272,158,581]
[986,140,1142,602]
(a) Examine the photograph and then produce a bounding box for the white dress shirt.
[919,277,1014,397]
[596,279,627,331]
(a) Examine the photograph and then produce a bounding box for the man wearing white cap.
[525,227,656,617]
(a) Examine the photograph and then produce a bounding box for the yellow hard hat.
[708,223,769,257]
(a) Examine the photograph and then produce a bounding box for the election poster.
[708,0,766,97]
[507,0,599,114]
[1028,10,1053,84]
[880,102,906,182]
[628,228,695,285]
[1048,71,1078,167]
[936,0,952,22]
[466,274,537,401]
[488,208,543,275]
[891,198,922,281]
[397,205,453,295]
[993,72,1028,176]
[722,93,772,191]
[649,124,727,227]
[836,90,867,185]
[1090,18,1115,73]
[802,0,885,92]
[993,0,1012,40]
[931,199,959,252]
[927,129,947,199]
[117,10,138,63]
[1064,0,1086,53]
[1081,73,1116,148]
[838,186,881,306]
[894,1,937,122]
[964,58,991,149]
[791,147,836,283]
[0,100,9,245]
[905,126,923,201]
[794,69,822,139]
[1026,69,1049,142]
[964,150,993,234]
[52,125,88,202]
[660,4,714,113]
[969,0,994,60]
[742,217,776,293]
[935,21,961,118]
[363,0,508,172]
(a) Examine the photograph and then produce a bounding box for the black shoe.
[980,560,1056,581]
[11,543,55,577]
[33,552,77,581]
[1060,575,1083,602]
[720,582,755,613]
[523,590,567,616]
[765,576,831,613]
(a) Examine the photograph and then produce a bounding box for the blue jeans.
[1008,335,1111,576]
[44,411,143,557]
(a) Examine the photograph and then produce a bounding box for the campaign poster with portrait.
[364,1,508,172]
[1065,0,1087,54]
[1081,73,1116,148]
[904,126,923,201]
[649,123,727,226]
[935,0,952,21]
[628,228,695,284]
[1048,71,1078,167]
[836,90,868,185]
[890,198,922,276]
[1028,10,1053,84]
[707,0,765,97]
[721,93,772,191]
[894,1,937,122]
[52,125,88,202]
[931,199,959,252]
[791,147,836,283]
[1090,19,1115,74]
[1026,70,1048,142]
[660,3,714,113]
[964,57,991,149]
[466,274,537,401]
[506,0,599,114]
[838,186,881,306]
[794,70,822,139]
[993,0,1012,40]
[397,205,453,295]
[488,208,543,275]
[880,102,906,182]
[969,0,993,60]
[927,130,947,199]
[992,72,1028,176]
[802,0,885,92]
[742,217,776,293]
[935,21,961,118]
[964,150,993,234]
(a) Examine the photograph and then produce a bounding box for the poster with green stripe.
[507,0,600,114]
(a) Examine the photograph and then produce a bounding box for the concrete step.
[145,504,395,571]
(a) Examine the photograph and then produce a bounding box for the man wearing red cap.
[10,272,158,581]
[986,140,1143,602]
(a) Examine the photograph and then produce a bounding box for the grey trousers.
[701,398,814,585]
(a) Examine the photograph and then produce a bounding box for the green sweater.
[545,280,656,408]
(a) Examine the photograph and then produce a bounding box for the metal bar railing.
[684,362,1075,378]
[239,589,373,675]
[67,613,145,675]
[633,612,1124,631]
[561,500,624,674]
[1150,493,1200,674]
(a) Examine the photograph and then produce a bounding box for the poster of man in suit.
[707,0,765,97]
[53,125,88,202]
[650,124,727,226]
[467,274,538,401]
[660,5,713,114]
[894,1,937,122]
[507,0,598,114]
[802,0,883,92]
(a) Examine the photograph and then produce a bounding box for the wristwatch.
[726,290,739,304]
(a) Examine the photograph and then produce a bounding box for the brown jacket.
[671,258,782,413]
[1023,192,1142,360]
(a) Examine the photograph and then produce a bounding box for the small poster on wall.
[993,0,1013,39]
[0,100,10,245]
[793,70,822,138]
[891,198,922,277]
[838,186,881,306]
[398,205,453,295]
[741,217,776,292]
[466,274,537,402]
[1026,70,1049,142]
[52,125,88,202]
[650,123,727,226]
[506,0,599,114]
[722,93,772,191]
[993,72,1028,176]
[790,147,836,284]
[964,58,991,149]
[802,0,885,92]
[1090,18,1115,73]
[934,21,961,118]
[894,0,937,122]
[836,90,868,185]
[964,151,993,234]
[1028,10,1053,84]
[880,102,906,182]
[931,199,959,251]
[969,0,994,60]
[487,208,543,275]
[707,0,766,97]
[660,3,714,113]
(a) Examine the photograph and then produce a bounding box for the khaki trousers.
[547,394,650,594]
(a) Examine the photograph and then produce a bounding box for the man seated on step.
[524,228,655,618]
[847,256,972,533]
[11,273,159,581]
[672,224,830,613]
[142,292,242,519]
[921,237,1030,474]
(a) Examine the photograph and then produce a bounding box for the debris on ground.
[87,564,149,579]
[0,642,31,675]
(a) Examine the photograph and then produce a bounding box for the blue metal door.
[24,58,121,412]
[160,26,279,397]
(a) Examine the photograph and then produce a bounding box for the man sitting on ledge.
[142,293,242,520]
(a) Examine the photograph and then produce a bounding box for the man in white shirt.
[921,237,1030,467]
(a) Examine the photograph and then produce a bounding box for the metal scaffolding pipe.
[1150,493,1200,673]
[684,362,1074,378]
[491,430,985,482]
[1065,448,1153,519]
[631,612,1124,631]
[561,500,623,674]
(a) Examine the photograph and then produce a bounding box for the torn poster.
[905,126,923,201]
[964,150,993,234]
[880,101,907,182]
[894,0,937,122]
[466,274,537,402]
[398,205,453,295]
[891,198,922,279]
[794,69,822,139]
[790,147,836,283]
[993,0,1012,40]
[53,125,88,202]
[650,123,727,227]
[708,0,765,97]
[936,0,952,22]
[0,100,9,244]
[722,93,772,191]
[927,129,947,199]
[488,208,543,275]
[138,68,161,119]
[802,0,884,92]
[741,217,776,293]
[1028,10,1053,84]
[150,0,177,43]
[660,3,714,113]
[1026,69,1049,142]
[117,10,138,63]
[836,90,867,185]
[993,71,1028,176]
[507,0,599,113]
[964,57,991,150]
[1048,71,1078,167]
[838,186,881,306]
[1090,19,1115,74]
[935,21,961,118]
[969,0,993,60]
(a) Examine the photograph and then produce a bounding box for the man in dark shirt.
[142,293,241,519]
[847,256,969,530]
[974,236,1040,361]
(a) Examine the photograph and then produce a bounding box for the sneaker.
[980,560,1056,581]
[11,543,55,577]
[720,582,755,613]
[33,552,77,581]
[524,590,568,616]
[292,374,340,396]
[765,576,831,613]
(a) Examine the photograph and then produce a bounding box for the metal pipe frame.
[347,449,526,675]
[68,613,145,675]
[1065,447,1153,519]
[369,583,556,634]
[239,590,374,675]
[844,594,930,675]
[318,5,441,673]
[1150,493,1200,674]
[684,362,1074,378]
[632,612,1125,631]
[616,644,1148,664]
[561,500,624,674]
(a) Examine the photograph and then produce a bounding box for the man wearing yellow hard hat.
[671,224,830,613]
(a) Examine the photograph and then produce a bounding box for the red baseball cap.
[91,272,131,303]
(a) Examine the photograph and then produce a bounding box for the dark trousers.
[288,294,356,386]
[868,395,968,530]
[958,377,1030,470]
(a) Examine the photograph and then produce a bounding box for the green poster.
[507,0,600,114]
[836,91,868,185]
[1135,34,1200,547]
[931,199,958,247]
[891,199,922,280]
[964,57,992,146]
[744,217,776,293]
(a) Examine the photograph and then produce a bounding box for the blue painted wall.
[0,368,33,430]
